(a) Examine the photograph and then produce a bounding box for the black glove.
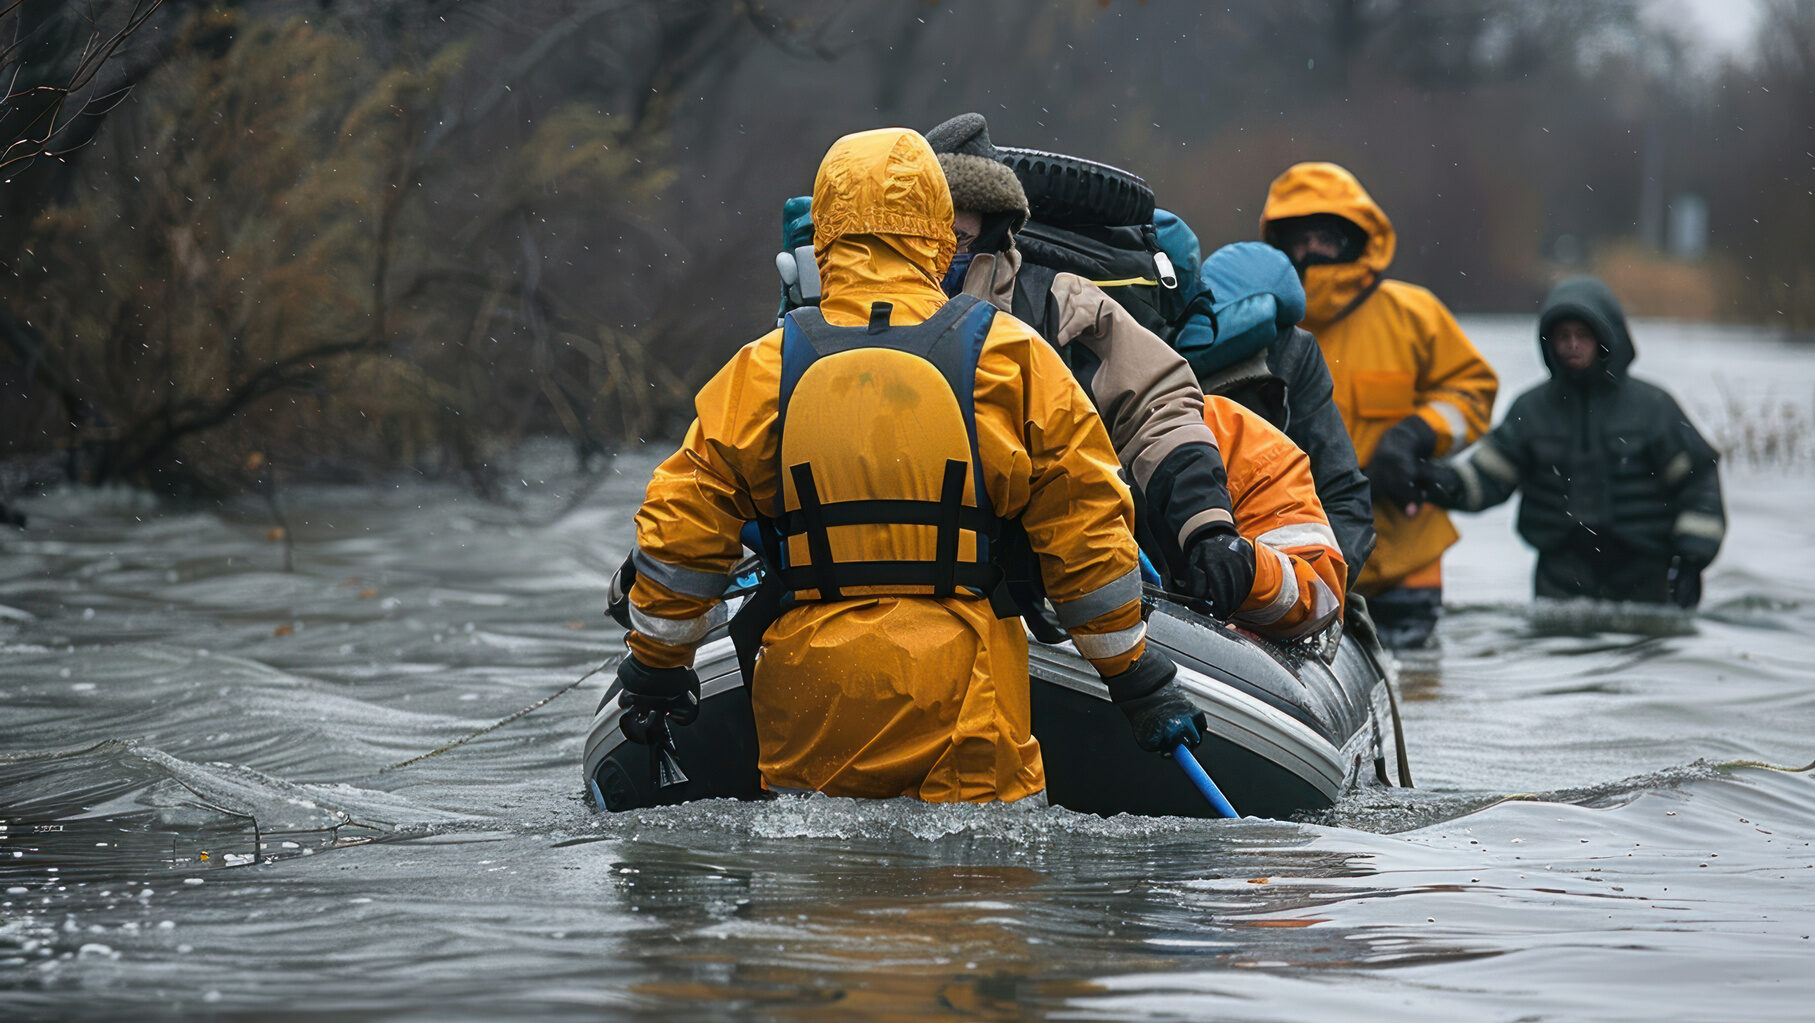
[606,554,636,630]
[1181,526,1257,619]
[1667,554,1704,610]
[1414,457,1466,508]
[1103,648,1206,753]
[1366,415,1438,513]
[615,655,700,745]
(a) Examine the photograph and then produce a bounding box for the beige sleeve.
[1046,273,1222,493]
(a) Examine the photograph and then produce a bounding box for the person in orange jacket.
[1260,162,1497,649]
[1202,394,1347,641]
[615,128,1202,803]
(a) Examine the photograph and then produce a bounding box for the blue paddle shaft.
[1172,743,1239,819]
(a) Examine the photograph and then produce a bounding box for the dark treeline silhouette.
[2,0,1809,495]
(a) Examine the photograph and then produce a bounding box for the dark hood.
[1538,276,1633,384]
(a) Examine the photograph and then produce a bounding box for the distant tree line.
[2,0,1809,495]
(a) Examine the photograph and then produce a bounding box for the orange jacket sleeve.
[973,317,1147,677]
[1399,284,1499,457]
[624,335,779,668]
[1205,397,1348,639]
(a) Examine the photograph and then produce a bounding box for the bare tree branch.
[0,0,166,169]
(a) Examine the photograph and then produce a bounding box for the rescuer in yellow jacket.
[615,128,1202,803]
[1260,162,1497,648]
[1203,395,1347,641]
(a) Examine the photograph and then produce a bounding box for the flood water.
[4,318,1814,1021]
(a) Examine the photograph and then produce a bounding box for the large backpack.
[998,147,1191,342]
[1001,149,1310,391]
[771,161,1301,387]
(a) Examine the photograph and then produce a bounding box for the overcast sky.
[1661,0,1762,59]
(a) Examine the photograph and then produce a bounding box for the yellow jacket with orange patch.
[1261,162,1498,592]
[1205,396,1347,639]
[624,128,1145,802]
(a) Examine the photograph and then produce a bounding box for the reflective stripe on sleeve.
[1662,452,1695,487]
[1288,577,1343,639]
[1427,400,1470,445]
[1070,621,1147,661]
[629,601,729,648]
[1672,510,1726,542]
[1177,507,1236,550]
[1051,567,1143,629]
[1471,441,1520,486]
[1235,546,1299,627]
[1256,522,1340,552]
[1455,459,1486,509]
[632,548,730,601]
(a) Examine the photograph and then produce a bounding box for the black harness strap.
[778,561,1002,593]
[868,301,893,333]
[789,462,841,602]
[933,458,966,596]
[778,457,981,601]
[776,501,995,535]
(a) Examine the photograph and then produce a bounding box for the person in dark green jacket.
[1416,276,1725,607]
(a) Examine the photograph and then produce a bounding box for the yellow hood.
[811,128,956,325]
[1260,162,1396,329]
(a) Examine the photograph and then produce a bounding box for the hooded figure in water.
[1417,276,1725,607]
[614,128,1202,803]
[1261,162,1500,647]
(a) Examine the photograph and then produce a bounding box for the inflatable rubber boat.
[583,591,1407,819]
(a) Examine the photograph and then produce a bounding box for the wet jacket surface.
[1261,162,1498,594]
[959,247,1237,579]
[1204,396,1347,639]
[1432,277,1725,603]
[626,129,1146,803]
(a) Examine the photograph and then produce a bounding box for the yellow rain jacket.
[1205,396,1347,640]
[1260,162,1498,593]
[626,128,1146,803]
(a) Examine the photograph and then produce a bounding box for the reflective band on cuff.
[629,601,728,648]
[633,548,730,600]
[1237,546,1299,626]
[1662,452,1695,487]
[1052,568,1143,629]
[1673,510,1726,542]
[1271,577,1342,640]
[1256,522,1339,552]
[1071,621,1146,660]
[1472,441,1520,486]
[1455,459,1486,510]
[1428,401,1469,444]
[1177,507,1236,549]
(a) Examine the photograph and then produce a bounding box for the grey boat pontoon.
[583,594,1405,819]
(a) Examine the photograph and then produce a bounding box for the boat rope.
[1381,670,1415,788]
[377,654,622,773]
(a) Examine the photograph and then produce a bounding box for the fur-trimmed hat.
[925,112,1029,232]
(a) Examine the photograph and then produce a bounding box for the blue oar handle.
[1172,743,1239,819]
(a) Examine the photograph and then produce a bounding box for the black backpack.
[998,147,1188,341]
